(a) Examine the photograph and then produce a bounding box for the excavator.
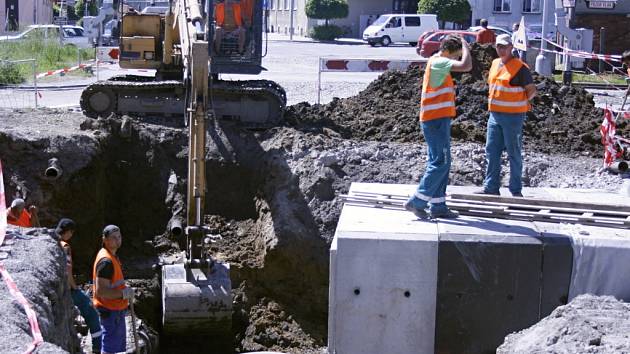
[82,0,285,335]
[80,0,286,126]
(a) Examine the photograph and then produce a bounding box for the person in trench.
[56,218,102,353]
[404,35,472,219]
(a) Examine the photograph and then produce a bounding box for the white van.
[363,14,439,47]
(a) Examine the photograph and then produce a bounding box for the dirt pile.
[285,43,628,155]
[498,294,630,353]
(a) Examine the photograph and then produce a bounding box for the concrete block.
[534,222,573,317]
[329,200,439,354]
[435,217,543,354]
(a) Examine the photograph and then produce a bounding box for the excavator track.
[80,76,287,126]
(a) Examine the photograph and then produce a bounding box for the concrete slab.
[436,217,543,353]
[329,201,439,354]
[330,183,630,354]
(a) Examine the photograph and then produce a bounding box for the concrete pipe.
[44,158,63,180]
[609,161,629,174]
[169,216,183,236]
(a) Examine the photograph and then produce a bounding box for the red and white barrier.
[0,159,45,354]
[36,62,94,79]
[542,38,622,63]
[317,57,428,103]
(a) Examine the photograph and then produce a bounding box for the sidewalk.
[265,32,365,45]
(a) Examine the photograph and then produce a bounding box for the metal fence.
[0,59,38,109]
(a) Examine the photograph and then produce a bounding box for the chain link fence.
[0,59,38,109]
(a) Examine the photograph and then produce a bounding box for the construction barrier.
[36,62,95,79]
[317,57,427,104]
[0,159,44,353]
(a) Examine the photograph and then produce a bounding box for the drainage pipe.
[169,216,184,237]
[609,160,629,174]
[44,158,63,180]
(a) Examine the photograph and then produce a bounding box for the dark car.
[416,30,477,58]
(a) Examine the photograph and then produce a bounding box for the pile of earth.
[498,294,630,353]
[285,43,628,155]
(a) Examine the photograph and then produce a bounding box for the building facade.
[468,0,555,32]
[266,0,418,38]
[569,0,630,55]
[1,0,54,33]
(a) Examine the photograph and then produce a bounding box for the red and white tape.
[36,62,94,79]
[542,38,622,62]
[0,159,44,353]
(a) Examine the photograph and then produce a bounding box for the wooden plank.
[449,193,630,213]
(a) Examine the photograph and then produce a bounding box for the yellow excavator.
[81,0,285,334]
[80,0,285,126]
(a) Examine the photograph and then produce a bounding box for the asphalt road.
[0,36,419,109]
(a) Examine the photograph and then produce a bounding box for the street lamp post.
[289,0,295,41]
[535,0,552,75]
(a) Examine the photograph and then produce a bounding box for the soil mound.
[285,43,628,155]
[498,294,630,353]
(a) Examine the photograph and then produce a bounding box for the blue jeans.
[483,111,525,194]
[98,307,127,354]
[408,117,451,214]
[71,289,102,351]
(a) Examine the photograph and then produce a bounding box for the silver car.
[0,25,93,48]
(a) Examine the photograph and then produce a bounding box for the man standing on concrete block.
[477,34,536,197]
[57,218,102,353]
[93,225,134,354]
[405,35,472,219]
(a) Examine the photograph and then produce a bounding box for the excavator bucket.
[161,262,231,334]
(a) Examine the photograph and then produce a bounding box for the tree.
[305,0,349,26]
[74,0,99,20]
[418,0,470,25]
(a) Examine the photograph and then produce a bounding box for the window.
[387,17,402,28]
[284,0,289,10]
[522,0,541,12]
[404,16,421,27]
[493,0,511,12]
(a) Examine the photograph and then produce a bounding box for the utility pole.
[535,0,551,76]
[289,0,295,40]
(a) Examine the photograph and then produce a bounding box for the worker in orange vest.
[476,19,496,45]
[476,34,536,197]
[57,218,102,353]
[241,0,254,27]
[404,35,472,219]
[214,0,246,54]
[7,198,39,227]
[93,225,134,354]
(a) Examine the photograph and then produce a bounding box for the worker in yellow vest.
[477,34,537,197]
[93,225,134,354]
[404,35,472,219]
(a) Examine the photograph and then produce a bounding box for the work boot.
[404,198,428,219]
[473,188,500,196]
[429,209,459,219]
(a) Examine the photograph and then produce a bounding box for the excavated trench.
[0,113,328,353]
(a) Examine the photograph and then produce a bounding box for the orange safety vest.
[488,58,530,113]
[7,208,31,227]
[92,248,128,311]
[241,0,254,24]
[215,2,242,27]
[420,56,456,122]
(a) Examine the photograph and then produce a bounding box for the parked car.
[416,30,477,58]
[526,24,556,40]
[0,25,92,48]
[468,25,512,37]
[363,14,438,47]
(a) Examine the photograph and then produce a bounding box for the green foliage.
[0,38,95,84]
[74,0,99,19]
[418,0,470,24]
[309,24,344,41]
[0,61,25,85]
[305,0,349,26]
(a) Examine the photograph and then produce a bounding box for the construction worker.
[476,19,496,45]
[7,198,40,227]
[57,218,102,353]
[241,0,254,27]
[214,0,246,54]
[93,225,134,354]
[404,35,472,219]
[477,34,536,197]
[511,22,527,61]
